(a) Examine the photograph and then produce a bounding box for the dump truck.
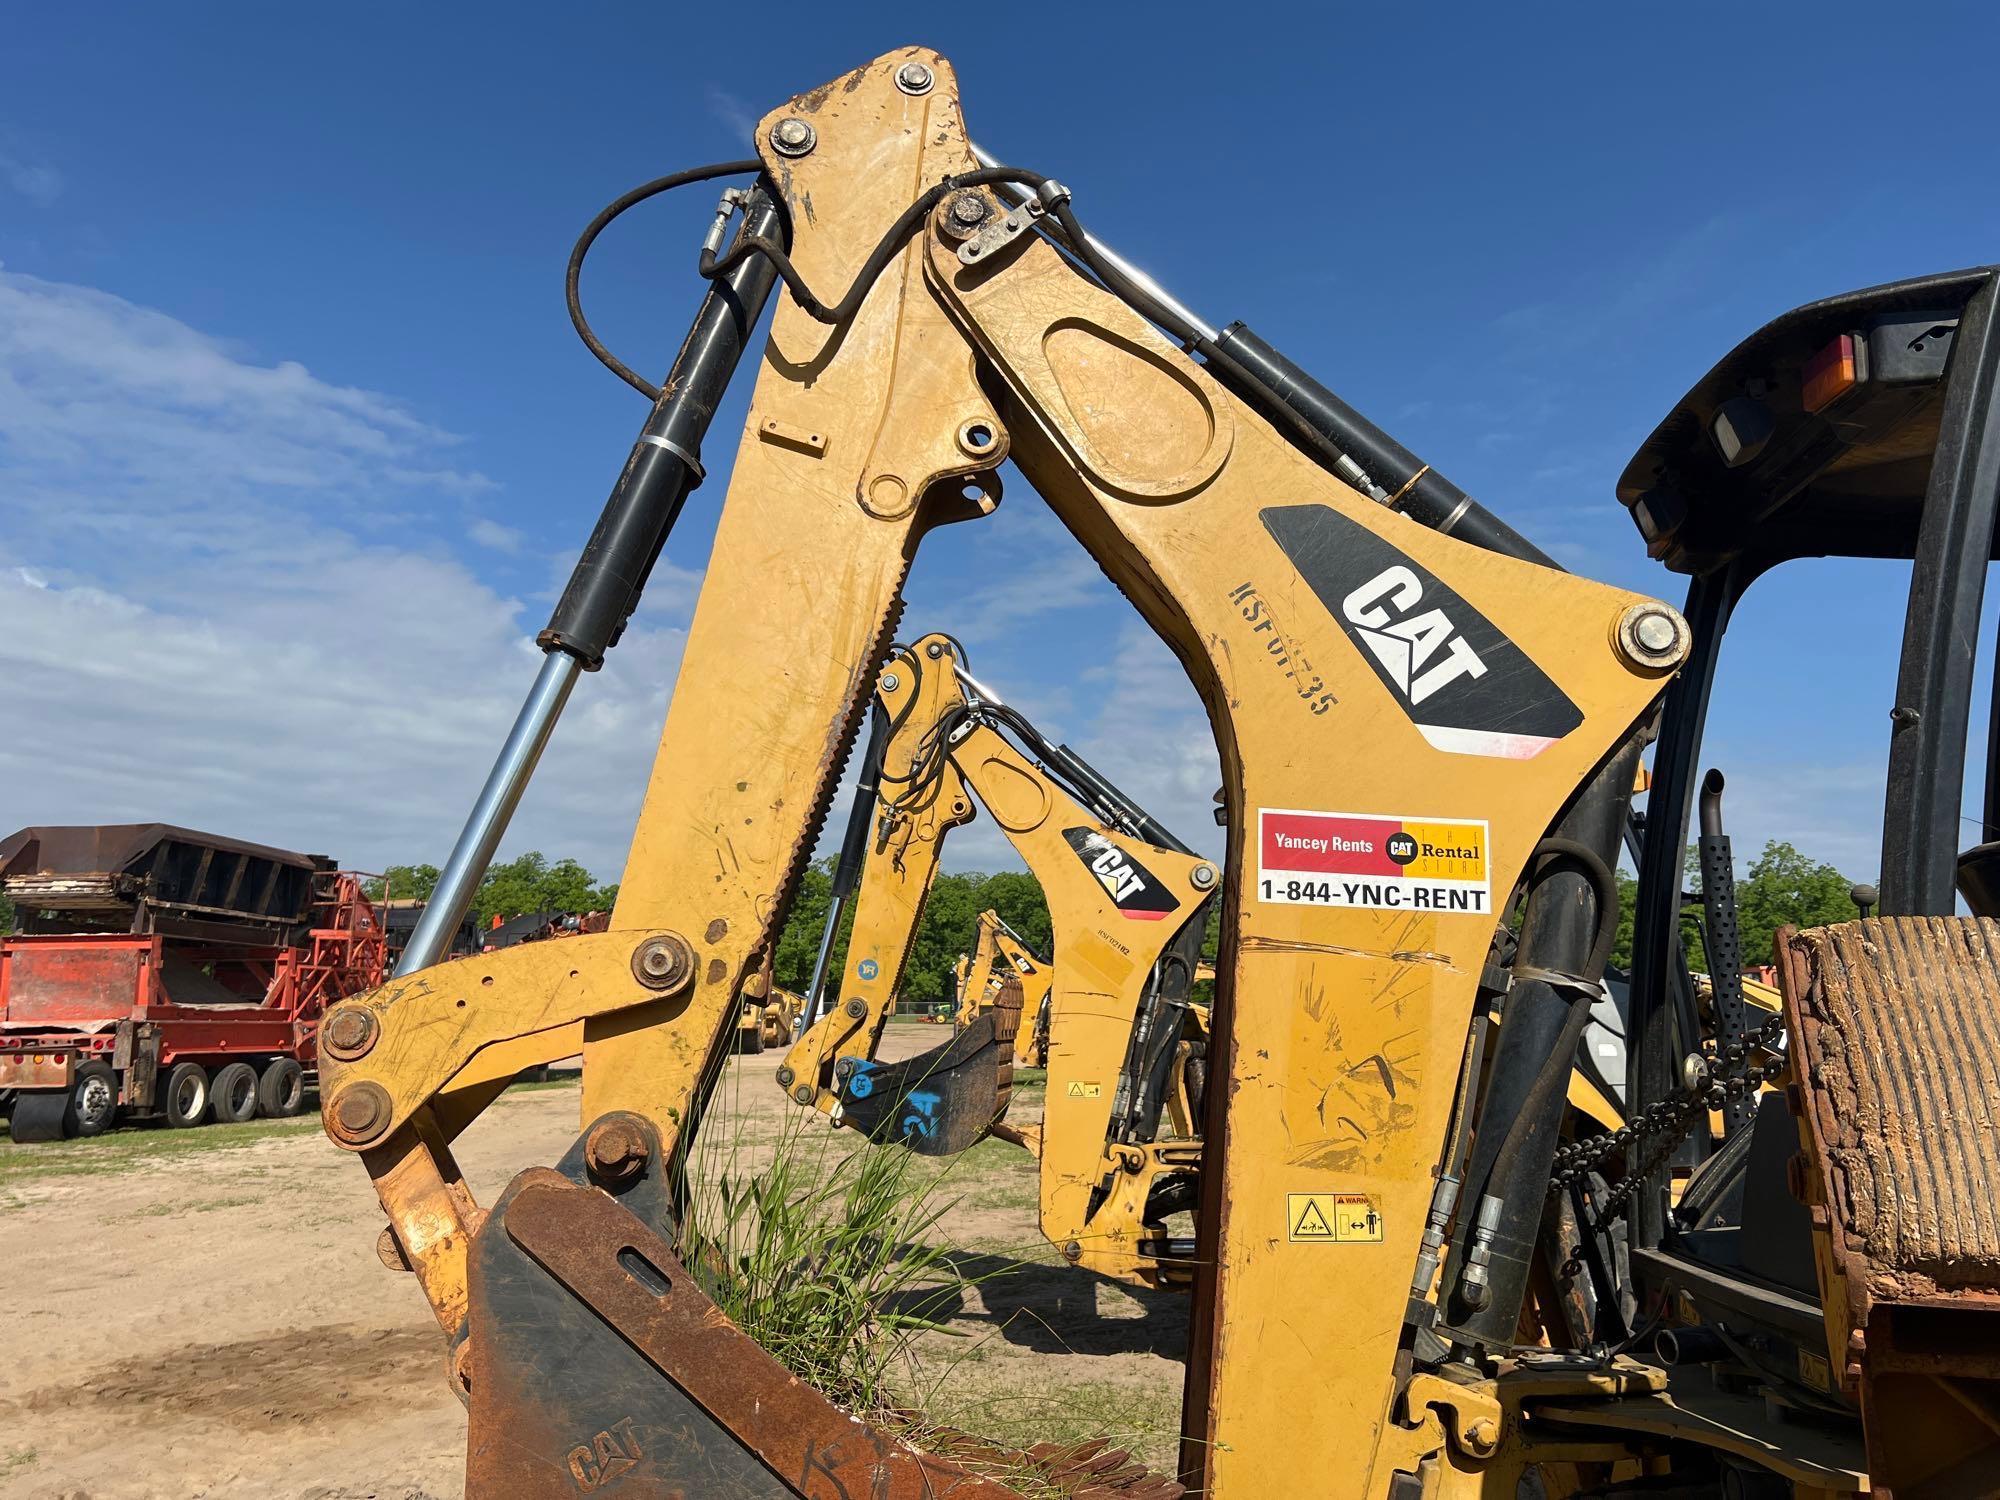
[0,823,384,1142]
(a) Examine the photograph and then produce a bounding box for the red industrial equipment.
[0,824,385,1142]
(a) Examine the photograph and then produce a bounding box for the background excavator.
[958,908,1055,1066]
[316,48,2000,1499]
[777,632,1212,1286]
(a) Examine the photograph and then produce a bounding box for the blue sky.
[4,4,1998,886]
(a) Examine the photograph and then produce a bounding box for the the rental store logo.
[1257,808,1491,913]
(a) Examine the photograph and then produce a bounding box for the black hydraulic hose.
[831,701,891,899]
[1696,768,1754,1134]
[1480,838,1619,1193]
[699,165,1052,326]
[566,159,764,400]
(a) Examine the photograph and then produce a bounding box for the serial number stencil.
[1257,808,1491,913]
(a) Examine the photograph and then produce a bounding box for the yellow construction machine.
[777,633,1211,1286]
[959,908,1054,1066]
[320,47,2000,1498]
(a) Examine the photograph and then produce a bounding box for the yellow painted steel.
[326,47,1701,1497]
[783,632,1210,1285]
[924,178,1675,1492]
[780,646,973,1104]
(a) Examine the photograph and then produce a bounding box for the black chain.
[1552,1011,1786,1282]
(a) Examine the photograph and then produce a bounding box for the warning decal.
[1288,1192,1384,1244]
[1257,807,1490,914]
[1065,1081,1102,1099]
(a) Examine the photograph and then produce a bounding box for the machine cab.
[1611,265,2000,1479]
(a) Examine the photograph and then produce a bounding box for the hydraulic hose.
[566,159,764,400]
[1480,838,1619,1193]
[698,165,1052,325]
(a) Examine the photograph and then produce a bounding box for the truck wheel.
[209,1062,258,1124]
[162,1062,209,1128]
[257,1058,305,1117]
[68,1061,119,1138]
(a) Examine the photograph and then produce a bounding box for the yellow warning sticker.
[1288,1192,1384,1243]
[1066,1081,1103,1099]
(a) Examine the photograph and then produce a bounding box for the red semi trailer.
[0,824,384,1143]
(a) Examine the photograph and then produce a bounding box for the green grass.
[0,1114,324,1187]
[130,1192,260,1218]
[678,1108,978,1413]
[0,1447,38,1478]
[506,1071,582,1093]
[0,1066,572,1189]
[672,1048,1160,1496]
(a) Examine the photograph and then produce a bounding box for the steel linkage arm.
[778,640,975,1114]
[324,46,1689,1500]
[921,185,1683,1492]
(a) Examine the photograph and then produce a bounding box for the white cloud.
[1069,623,1225,865]
[468,515,525,553]
[703,86,758,147]
[0,269,674,881]
[0,149,61,205]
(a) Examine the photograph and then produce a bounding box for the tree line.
[357,836,1861,1003]
[363,851,619,928]
[1608,839,1861,974]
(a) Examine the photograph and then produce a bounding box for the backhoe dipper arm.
[958,909,1009,1026]
[782,633,1213,1288]
[321,49,1685,1499]
[778,643,975,1112]
[919,153,1680,1493]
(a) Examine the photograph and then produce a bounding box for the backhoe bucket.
[839,977,1022,1155]
[464,1109,1180,1498]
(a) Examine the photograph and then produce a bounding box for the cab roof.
[1616,266,1994,575]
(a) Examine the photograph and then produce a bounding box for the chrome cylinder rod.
[396,185,784,976]
[398,652,580,972]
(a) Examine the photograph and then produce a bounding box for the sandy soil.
[0,1025,1185,1499]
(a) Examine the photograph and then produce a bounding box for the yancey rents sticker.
[1257,808,1491,913]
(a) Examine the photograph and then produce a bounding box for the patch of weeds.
[678,1111,982,1413]
[0,1447,37,1477]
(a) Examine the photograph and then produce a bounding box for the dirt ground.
[0,1023,1186,1499]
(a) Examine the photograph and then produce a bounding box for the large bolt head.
[895,60,935,94]
[327,1080,393,1146]
[1190,864,1218,891]
[844,998,867,1020]
[1614,603,1690,671]
[376,1224,413,1271]
[769,117,816,157]
[1462,1417,1500,1456]
[585,1115,648,1185]
[775,1065,796,1088]
[631,933,696,993]
[321,1005,379,1061]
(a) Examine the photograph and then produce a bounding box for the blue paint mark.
[845,1064,877,1099]
[897,1088,942,1142]
[857,958,879,981]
